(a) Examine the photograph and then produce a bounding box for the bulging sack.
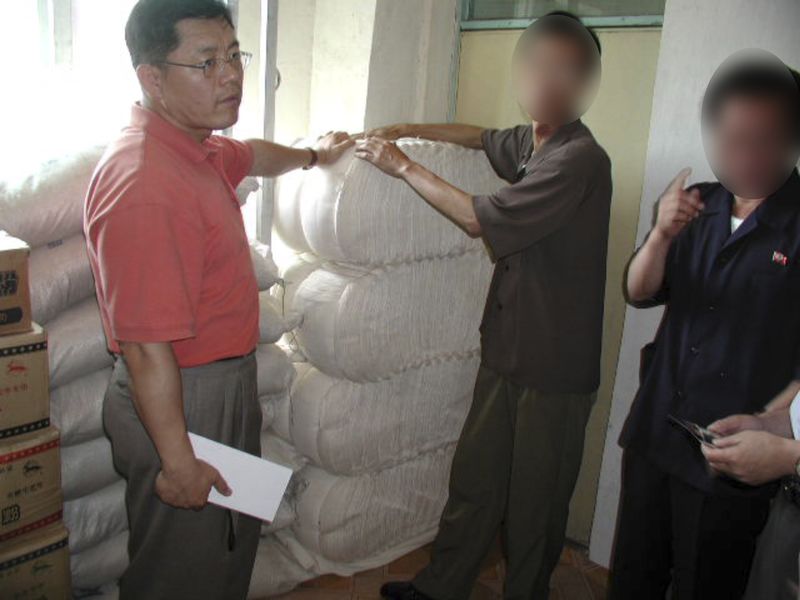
[292,445,456,563]
[60,435,121,501]
[63,479,127,554]
[256,343,297,396]
[289,356,479,475]
[50,367,112,446]
[47,297,114,388]
[70,530,129,591]
[29,235,95,324]
[275,141,503,265]
[0,145,105,247]
[290,252,492,381]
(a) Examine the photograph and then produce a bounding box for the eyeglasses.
[160,51,252,78]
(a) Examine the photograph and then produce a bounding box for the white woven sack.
[61,435,121,500]
[0,145,105,246]
[29,235,95,324]
[63,480,127,554]
[275,141,504,265]
[70,530,129,590]
[48,297,114,388]
[291,252,491,381]
[289,356,478,475]
[50,367,112,446]
[292,444,456,564]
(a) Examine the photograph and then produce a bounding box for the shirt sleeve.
[626,231,677,308]
[481,126,530,183]
[627,183,711,309]
[472,149,594,259]
[214,136,255,188]
[91,202,205,344]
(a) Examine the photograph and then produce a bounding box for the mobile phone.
[668,415,719,447]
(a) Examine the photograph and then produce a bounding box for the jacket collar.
[521,119,587,174]
[703,169,800,253]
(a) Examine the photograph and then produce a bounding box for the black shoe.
[380,581,436,600]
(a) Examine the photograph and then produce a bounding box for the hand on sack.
[701,429,800,486]
[354,136,414,178]
[155,455,231,510]
[314,131,355,165]
[354,123,411,141]
[653,167,705,242]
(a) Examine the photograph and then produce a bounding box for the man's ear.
[136,64,164,103]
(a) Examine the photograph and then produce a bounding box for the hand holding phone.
[668,415,720,447]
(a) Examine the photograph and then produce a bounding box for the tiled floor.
[273,540,608,600]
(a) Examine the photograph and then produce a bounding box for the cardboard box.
[0,427,63,543]
[0,522,71,599]
[0,324,49,440]
[0,232,31,337]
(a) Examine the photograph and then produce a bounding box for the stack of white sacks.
[249,141,504,595]
[0,149,300,597]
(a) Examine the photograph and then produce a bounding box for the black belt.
[782,476,800,506]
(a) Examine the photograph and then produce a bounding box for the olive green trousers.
[413,364,594,600]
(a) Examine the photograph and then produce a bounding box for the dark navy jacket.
[620,170,800,496]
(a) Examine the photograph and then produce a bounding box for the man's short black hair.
[702,50,800,142]
[125,0,234,68]
[514,10,601,72]
[541,10,601,57]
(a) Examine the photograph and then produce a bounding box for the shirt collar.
[704,169,800,229]
[754,169,800,231]
[130,103,217,164]
[524,119,586,170]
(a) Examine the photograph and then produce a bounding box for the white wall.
[273,0,459,143]
[590,0,800,568]
[364,0,459,128]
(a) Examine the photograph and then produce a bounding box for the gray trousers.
[744,489,800,600]
[412,364,594,600]
[103,353,262,600]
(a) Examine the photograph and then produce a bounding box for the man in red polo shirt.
[84,1,352,598]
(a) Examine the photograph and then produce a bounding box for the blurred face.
[706,95,799,199]
[139,16,243,138]
[513,34,599,125]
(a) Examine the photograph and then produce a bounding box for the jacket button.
[690,346,700,355]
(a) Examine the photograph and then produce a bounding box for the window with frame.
[460,0,665,28]
[0,0,275,242]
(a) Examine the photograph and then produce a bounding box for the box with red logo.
[0,323,49,440]
[0,231,32,337]
[0,426,63,543]
[0,522,71,599]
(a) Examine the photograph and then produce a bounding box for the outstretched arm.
[361,123,485,149]
[246,131,354,177]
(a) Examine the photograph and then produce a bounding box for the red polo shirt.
[84,104,259,367]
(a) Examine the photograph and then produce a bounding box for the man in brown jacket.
[355,11,612,600]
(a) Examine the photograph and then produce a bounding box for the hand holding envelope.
[188,433,293,522]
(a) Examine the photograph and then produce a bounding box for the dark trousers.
[412,364,595,600]
[609,450,771,600]
[744,488,800,600]
[103,354,262,600]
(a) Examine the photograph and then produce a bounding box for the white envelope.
[188,433,292,522]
